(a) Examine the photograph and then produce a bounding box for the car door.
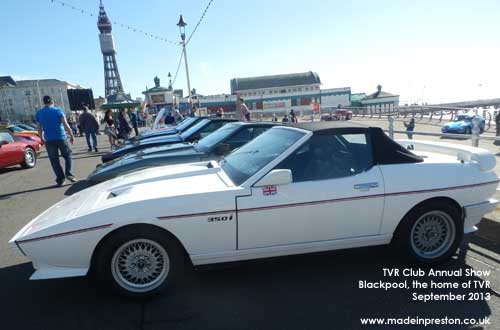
[0,132,20,168]
[236,131,385,250]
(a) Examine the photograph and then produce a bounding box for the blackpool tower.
[98,1,124,97]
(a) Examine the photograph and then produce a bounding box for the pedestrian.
[118,108,133,141]
[494,112,500,146]
[404,118,415,139]
[79,106,99,152]
[290,109,297,123]
[36,95,76,186]
[103,109,118,150]
[164,111,175,125]
[272,114,278,122]
[282,114,289,123]
[188,106,197,118]
[67,118,78,136]
[129,110,139,136]
[238,98,250,122]
[77,119,83,137]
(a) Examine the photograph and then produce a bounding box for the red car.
[320,109,353,121]
[0,132,41,169]
[12,132,42,145]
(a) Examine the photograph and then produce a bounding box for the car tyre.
[393,201,463,265]
[21,147,36,169]
[95,226,185,299]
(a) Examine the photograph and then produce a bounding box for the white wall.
[0,81,75,122]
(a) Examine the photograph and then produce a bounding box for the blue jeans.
[85,131,97,150]
[45,140,73,184]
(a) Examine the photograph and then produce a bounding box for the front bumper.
[442,128,466,134]
[463,199,498,234]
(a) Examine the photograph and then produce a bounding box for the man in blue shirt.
[36,96,77,186]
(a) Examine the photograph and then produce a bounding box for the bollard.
[388,116,394,139]
[471,117,480,147]
[439,109,443,122]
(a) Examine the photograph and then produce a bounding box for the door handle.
[354,182,379,190]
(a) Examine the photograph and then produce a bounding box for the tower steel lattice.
[98,1,124,97]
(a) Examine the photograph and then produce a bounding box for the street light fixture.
[177,15,192,106]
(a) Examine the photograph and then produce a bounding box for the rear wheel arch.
[391,196,462,242]
[89,223,191,274]
[391,196,464,264]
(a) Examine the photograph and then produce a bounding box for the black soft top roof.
[285,121,422,165]
[288,121,368,132]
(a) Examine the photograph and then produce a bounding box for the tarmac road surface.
[0,126,498,330]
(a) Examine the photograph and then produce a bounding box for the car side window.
[275,133,374,182]
[252,126,270,138]
[0,132,14,143]
[225,127,254,149]
[198,122,225,138]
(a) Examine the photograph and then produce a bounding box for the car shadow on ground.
[0,166,24,175]
[1,244,494,330]
[0,184,61,200]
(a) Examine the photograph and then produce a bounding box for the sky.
[1,0,500,104]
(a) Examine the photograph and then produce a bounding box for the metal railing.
[385,116,500,148]
[347,106,496,131]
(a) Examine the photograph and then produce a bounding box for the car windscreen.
[10,125,24,132]
[176,117,198,131]
[180,119,210,140]
[455,115,472,122]
[219,127,305,186]
[195,123,240,152]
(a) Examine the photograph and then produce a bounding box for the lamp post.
[168,72,172,91]
[177,15,192,105]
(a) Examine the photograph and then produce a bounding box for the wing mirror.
[215,143,231,155]
[254,169,292,187]
[0,140,8,146]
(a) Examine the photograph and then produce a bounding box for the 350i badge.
[208,215,234,222]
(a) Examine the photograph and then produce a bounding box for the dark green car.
[88,122,277,184]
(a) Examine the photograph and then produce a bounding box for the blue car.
[441,114,485,134]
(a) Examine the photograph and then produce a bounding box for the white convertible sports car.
[9,122,499,298]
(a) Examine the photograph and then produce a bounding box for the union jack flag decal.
[262,186,277,196]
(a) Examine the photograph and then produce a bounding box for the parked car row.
[0,131,41,169]
[8,118,499,300]
[0,124,42,170]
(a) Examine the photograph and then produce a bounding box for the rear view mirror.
[254,169,292,187]
[215,143,231,155]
